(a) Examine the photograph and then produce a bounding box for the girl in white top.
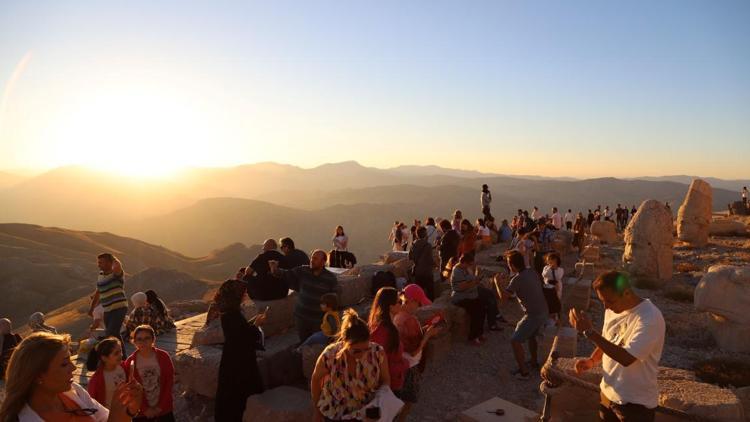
[0,332,142,422]
[541,253,564,326]
[332,225,348,251]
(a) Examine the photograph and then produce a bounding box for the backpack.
[371,270,397,296]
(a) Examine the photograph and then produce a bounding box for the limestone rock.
[694,265,750,325]
[623,200,673,282]
[677,179,713,247]
[245,291,297,337]
[243,386,313,422]
[336,274,370,306]
[590,220,617,244]
[174,345,222,398]
[391,258,412,278]
[710,219,748,237]
[705,313,750,353]
[383,251,409,264]
[191,318,225,346]
[551,229,574,255]
[301,343,325,381]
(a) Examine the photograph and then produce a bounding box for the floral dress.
[318,342,385,420]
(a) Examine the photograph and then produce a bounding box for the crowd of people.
[0,184,671,422]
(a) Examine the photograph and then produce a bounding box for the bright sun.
[51,88,213,178]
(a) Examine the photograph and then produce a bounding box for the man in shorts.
[495,250,548,379]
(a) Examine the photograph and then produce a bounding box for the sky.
[1,0,749,179]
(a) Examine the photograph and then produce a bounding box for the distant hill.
[0,171,25,190]
[0,223,258,324]
[632,176,750,192]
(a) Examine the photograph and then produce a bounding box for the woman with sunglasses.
[124,325,175,422]
[0,332,142,422]
[311,309,390,422]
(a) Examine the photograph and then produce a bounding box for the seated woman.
[311,309,391,422]
[144,290,176,333]
[126,292,173,338]
[0,318,22,378]
[0,332,142,421]
[28,312,57,334]
[458,219,477,256]
[124,325,176,422]
[369,288,409,399]
[476,218,492,249]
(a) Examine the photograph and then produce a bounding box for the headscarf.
[131,292,148,308]
[28,312,57,334]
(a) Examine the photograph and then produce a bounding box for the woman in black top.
[215,280,266,422]
[0,318,22,378]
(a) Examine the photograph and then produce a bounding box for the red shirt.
[370,323,408,391]
[393,312,423,355]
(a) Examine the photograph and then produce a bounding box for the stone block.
[695,265,750,325]
[591,221,618,244]
[562,278,591,314]
[336,274,370,306]
[706,313,750,353]
[423,329,452,367]
[301,343,325,381]
[539,325,559,364]
[392,258,411,278]
[383,251,409,264]
[243,386,313,422]
[710,219,748,236]
[550,327,578,359]
[246,291,297,337]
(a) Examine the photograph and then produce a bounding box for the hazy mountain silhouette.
[0,223,258,324]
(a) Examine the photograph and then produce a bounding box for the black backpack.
[371,270,397,296]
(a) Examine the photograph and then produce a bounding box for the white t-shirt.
[531,209,541,220]
[541,265,564,299]
[478,226,490,237]
[551,213,562,229]
[104,365,127,408]
[425,225,439,246]
[137,352,162,408]
[19,383,109,422]
[600,299,665,409]
[564,212,574,224]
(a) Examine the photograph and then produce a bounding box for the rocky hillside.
[0,223,258,324]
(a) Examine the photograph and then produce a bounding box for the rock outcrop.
[590,220,617,244]
[676,179,712,247]
[694,265,750,352]
[243,386,313,422]
[710,219,748,237]
[623,200,673,283]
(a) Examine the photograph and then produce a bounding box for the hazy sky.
[1,1,749,178]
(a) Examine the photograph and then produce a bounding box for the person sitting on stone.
[28,312,57,334]
[458,219,477,256]
[311,309,391,422]
[145,290,176,333]
[279,237,310,269]
[0,318,22,378]
[566,271,665,422]
[244,238,288,301]
[269,250,338,343]
[499,219,513,243]
[298,293,341,349]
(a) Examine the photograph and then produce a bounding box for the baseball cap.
[403,284,432,306]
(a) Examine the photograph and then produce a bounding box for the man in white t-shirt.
[550,207,562,230]
[564,209,574,231]
[568,271,665,422]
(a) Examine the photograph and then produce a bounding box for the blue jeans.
[299,331,331,348]
[104,307,127,358]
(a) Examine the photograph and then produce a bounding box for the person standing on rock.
[568,271,665,422]
[495,250,548,380]
[481,184,493,221]
[409,226,436,300]
[743,186,748,208]
[564,209,574,231]
[89,253,128,358]
[550,207,563,230]
[214,279,266,422]
[438,219,460,281]
[269,250,339,343]
[573,212,587,254]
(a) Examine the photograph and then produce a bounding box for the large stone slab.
[710,219,748,236]
[676,179,713,247]
[590,220,618,244]
[248,291,297,336]
[336,274,370,306]
[243,386,313,422]
[705,313,750,353]
[562,277,591,314]
[545,358,745,422]
[694,265,750,325]
[623,200,673,283]
[301,343,325,381]
[176,330,303,398]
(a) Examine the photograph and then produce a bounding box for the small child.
[541,252,564,326]
[299,293,341,349]
[87,337,128,409]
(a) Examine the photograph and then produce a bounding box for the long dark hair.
[368,287,400,353]
[145,289,167,318]
[216,279,246,313]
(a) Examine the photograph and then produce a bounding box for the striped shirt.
[279,266,338,325]
[97,272,127,312]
